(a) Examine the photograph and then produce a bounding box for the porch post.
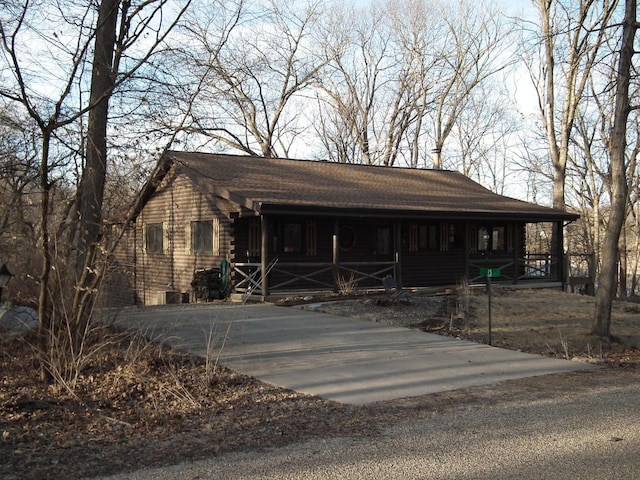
[260,215,269,301]
[395,220,403,287]
[332,219,339,293]
[513,222,521,284]
[556,220,565,286]
[463,222,470,282]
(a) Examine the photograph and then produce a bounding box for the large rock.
[0,306,38,335]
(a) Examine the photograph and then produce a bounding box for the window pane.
[493,226,505,251]
[478,226,489,251]
[428,225,438,250]
[283,223,302,253]
[417,224,439,250]
[145,223,163,253]
[192,221,213,253]
[417,225,427,250]
[376,227,391,255]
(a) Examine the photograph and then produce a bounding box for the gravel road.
[94,369,640,480]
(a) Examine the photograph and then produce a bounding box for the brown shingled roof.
[146,151,577,221]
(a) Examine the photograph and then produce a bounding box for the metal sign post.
[479,268,500,346]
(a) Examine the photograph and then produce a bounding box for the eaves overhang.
[255,203,579,223]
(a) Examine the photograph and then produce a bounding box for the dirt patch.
[0,331,373,480]
[2,288,639,479]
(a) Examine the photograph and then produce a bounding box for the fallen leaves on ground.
[2,288,640,479]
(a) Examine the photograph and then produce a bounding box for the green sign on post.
[480,267,501,278]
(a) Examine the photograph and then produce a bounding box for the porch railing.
[232,260,396,296]
[469,253,561,284]
[519,253,559,280]
[232,262,263,295]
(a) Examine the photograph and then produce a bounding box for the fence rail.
[469,253,562,284]
[232,260,396,295]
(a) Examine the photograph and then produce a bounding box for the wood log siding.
[236,218,529,292]
[134,172,235,304]
[125,169,557,301]
[234,217,532,292]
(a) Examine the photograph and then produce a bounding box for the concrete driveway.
[112,303,594,404]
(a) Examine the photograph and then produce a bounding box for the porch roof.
[142,151,577,222]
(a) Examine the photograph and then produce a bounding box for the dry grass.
[468,288,640,362]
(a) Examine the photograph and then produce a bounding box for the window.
[338,225,356,251]
[283,223,302,253]
[145,223,164,253]
[376,227,392,255]
[270,221,317,255]
[439,223,464,251]
[192,221,213,253]
[409,223,439,251]
[426,225,439,249]
[187,219,219,255]
[248,220,261,257]
[493,226,505,251]
[271,222,302,254]
[478,226,490,251]
[478,225,507,252]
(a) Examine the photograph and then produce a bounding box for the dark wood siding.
[401,220,467,287]
[266,216,335,291]
[402,251,467,287]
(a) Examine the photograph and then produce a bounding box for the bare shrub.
[337,271,358,295]
[454,277,471,318]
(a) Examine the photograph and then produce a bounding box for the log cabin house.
[123,151,578,305]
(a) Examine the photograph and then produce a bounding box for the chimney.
[432,148,441,169]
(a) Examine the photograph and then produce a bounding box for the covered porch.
[230,212,570,299]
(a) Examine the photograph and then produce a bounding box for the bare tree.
[592,0,637,337]
[0,105,41,303]
[525,0,618,210]
[0,0,190,381]
[166,0,328,158]
[450,79,520,194]
[424,0,514,169]
[315,0,513,168]
[315,2,414,165]
[386,0,441,167]
[0,105,38,237]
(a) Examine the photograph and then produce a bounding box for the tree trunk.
[618,225,627,299]
[592,0,636,337]
[76,0,119,261]
[38,130,53,383]
[72,0,120,329]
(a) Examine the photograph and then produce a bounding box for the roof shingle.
[158,151,577,221]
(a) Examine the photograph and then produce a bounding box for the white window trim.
[186,218,220,255]
[143,222,167,254]
[162,221,171,254]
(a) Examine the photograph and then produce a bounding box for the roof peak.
[165,150,454,174]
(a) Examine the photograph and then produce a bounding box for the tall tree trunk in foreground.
[72,0,119,331]
[593,0,636,337]
[37,129,54,382]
